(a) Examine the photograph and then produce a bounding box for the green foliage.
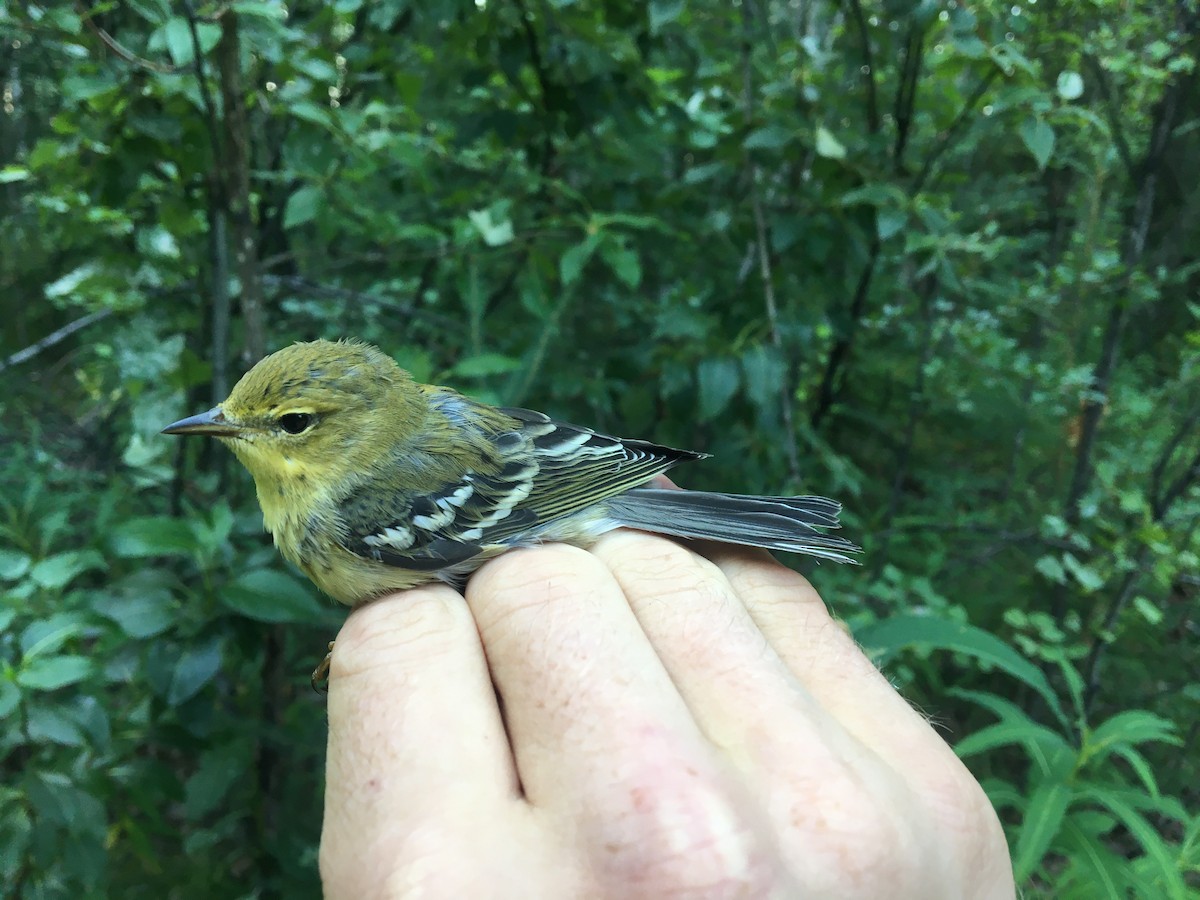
[1,0,1198,894]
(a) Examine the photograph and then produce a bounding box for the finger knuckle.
[333,589,469,680]
[591,767,786,899]
[468,544,603,628]
[616,532,718,589]
[321,822,492,900]
[918,764,1012,886]
[785,767,921,897]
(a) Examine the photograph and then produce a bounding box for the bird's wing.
[340,407,704,570]
[494,407,706,523]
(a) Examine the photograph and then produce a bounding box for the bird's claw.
[311,641,335,693]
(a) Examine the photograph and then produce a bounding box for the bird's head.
[163,339,424,490]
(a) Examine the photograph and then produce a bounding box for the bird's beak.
[162,407,243,438]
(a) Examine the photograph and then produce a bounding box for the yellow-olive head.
[162,339,423,489]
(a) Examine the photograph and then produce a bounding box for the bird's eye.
[278,413,315,435]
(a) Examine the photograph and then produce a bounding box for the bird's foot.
[311,641,335,693]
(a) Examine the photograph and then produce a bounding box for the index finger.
[320,585,520,891]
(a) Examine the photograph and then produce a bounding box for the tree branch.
[75,1,179,74]
[1083,53,1136,178]
[181,0,233,401]
[216,11,266,364]
[891,21,925,170]
[911,68,998,195]
[841,0,879,133]
[809,234,880,430]
[872,274,938,577]
[1064,61,1185,526]
[742,1,801,482]
[1151,404,1200,517]
[0,310,113,373]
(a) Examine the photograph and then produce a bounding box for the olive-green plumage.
[164,339,858,606]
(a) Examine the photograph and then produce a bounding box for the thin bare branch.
[741,1,801,482]
[841,0,879,133]
[0,309,113,372]
[75,1,179,73]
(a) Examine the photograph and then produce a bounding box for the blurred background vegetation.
[1,0,1197,896]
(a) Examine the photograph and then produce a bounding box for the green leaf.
[1020,118,1055,170]
[696,357,740,422]
[17,656,93,692]
[1131,595,1163,625]
[164,18,193,66]
[1035,555,1066,584]
[283,185,322,229]
[467,208,515,246]
[1108,745,1163,800]
[1056,70,1084,100]
[220,569,328,624]
[0,166,29,184]
[1062,552,1104,592]
[741,345,785,414]
[648,0,683,32]
[1087,710,1180,756]
[1057,818,1129,897]
[446,353,522,379]
[184,742,250,820]
[815,126,847,160]
[111,516,198,558]
[288,100,332,127]
[1080,788,1188,897]
[45,263,98,300]
[232,1,289,19]
[30,551,103,590]
[1012,780,1072,881]
[167,637,224,705]
[560,234,602,287]
[839,184,907,207]
[0,681,19,719]
[857,615,1069,727]
[950,33,987,59]
[953,689,1078,778]
[744,125,793,150]
[598,239,642,288]
[20,614,86,659]
[195,23,222,53]
[26,705,85,746]
[954,720,1069,760]
[0,549,31,582]
[682,162,723,185]
[92,591,177,639]
[60,75,117,103]
[876,208,908,241]
[163,18,221,66]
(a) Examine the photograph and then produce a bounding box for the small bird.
[163,339,859,608]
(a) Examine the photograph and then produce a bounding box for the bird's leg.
[311,641,335,693]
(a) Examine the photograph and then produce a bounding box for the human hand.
[319,531,1014,899]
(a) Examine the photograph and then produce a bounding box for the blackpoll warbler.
[163,339,859,607]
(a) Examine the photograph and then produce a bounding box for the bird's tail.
[606,488,861,564]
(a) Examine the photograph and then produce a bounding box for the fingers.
[713,549,933,754]
[589,532,945,897]
[710,545,1013,896]
[466,544,788,897]
[320,584,524,896]
[713,550,991,795]
[320,538,1013,899]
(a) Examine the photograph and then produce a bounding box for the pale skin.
[319,531,1016,899]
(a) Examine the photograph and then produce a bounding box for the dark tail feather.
[606,488,861,564]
